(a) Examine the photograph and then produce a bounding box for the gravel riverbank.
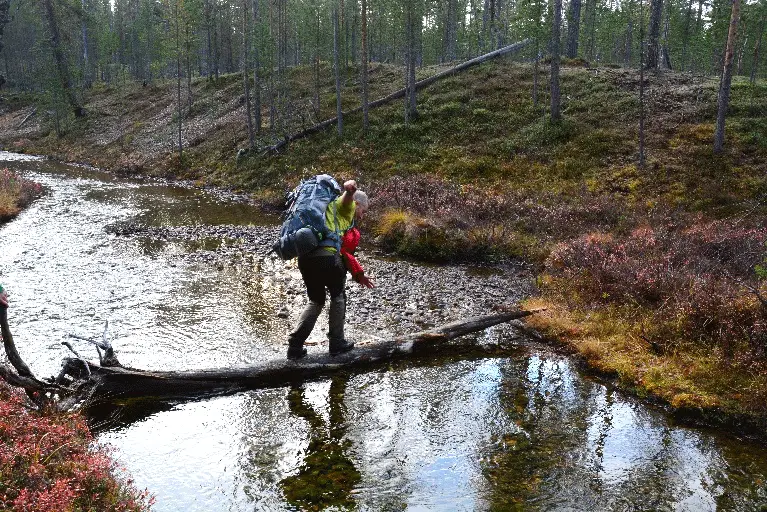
[107,221,537,343]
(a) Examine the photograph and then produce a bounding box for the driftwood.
[0,304,539,409]
[1,306,67,406]
[15,108,36,130]
[261,39,532,156]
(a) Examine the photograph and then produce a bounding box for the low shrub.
[545,217,767,358]
[0,383,153,511]
[367,174,637,262]
[374,209,462,261]
[0,168,43,219]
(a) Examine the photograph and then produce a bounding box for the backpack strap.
[317,199,342,251]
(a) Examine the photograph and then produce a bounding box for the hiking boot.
[287,346,308,360]
[329,339,355,356]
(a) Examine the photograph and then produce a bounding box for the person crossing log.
[0,303,541,408]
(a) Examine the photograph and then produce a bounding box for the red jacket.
[341,226,364,279]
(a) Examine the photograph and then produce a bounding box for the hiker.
[287,180,374,360]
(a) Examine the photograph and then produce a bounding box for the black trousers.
[297,253,346,305]
[289,252,348,347]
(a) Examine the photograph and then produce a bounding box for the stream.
[1,152,766,511]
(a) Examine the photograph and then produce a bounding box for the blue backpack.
[273,174,343,260]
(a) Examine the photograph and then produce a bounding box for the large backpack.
[272,174,343,260]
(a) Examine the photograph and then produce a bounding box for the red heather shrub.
[369,175,627,240]
[369,175,468,224]
[0,382,153,511]
[546,218,767,355]
[0,168,44,212]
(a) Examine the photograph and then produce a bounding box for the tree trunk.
[351,2,358,66]
[695,0,704,33]
[1,302,539,405]
[587,0,597,60]
[252,0,262,134]
[213,1,220,80]
[205,0,213,80]
[680,0,695,70]
[737,34,747,76]
[313,4,321,119]
[339,0,346,67]
[1,306,64,407]
[625,1,634,66]
[752,13,765,84]
[444,0,458,61]
[243,0,254,149]
[714,0,741,154]
[175,0,183,162]
[566,0,582,58]
[405,0,419,123]
[41,0,85,117]
[639,0,646,168]
[333,4,343,136]
[0,0,10,55]
[64,311,540,403]
[185,20,193,108]
[551,0,562,121]
[647,0,663,69]
[361,0,369,134]
[81,0,91,88]
[660,0,673,69]
[533,43,540,107]
[268,0,275,129]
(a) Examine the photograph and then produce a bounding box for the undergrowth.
[0,169,43,220]
[0,383,154,511]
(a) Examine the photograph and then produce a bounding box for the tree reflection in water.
[481,354,744,511]
[281,372,361,510]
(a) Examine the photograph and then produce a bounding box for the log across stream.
[3,303,537,404]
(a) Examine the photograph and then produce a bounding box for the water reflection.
[281,373,361,509]
[483,355,767,511]
[81,347,767,511]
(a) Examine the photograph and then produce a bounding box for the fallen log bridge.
[2,306,538,408]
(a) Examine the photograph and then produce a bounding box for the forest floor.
[1,59,767,439]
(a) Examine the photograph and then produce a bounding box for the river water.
[1,152,766,511]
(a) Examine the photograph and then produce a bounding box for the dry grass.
[0,169,42,221]
[523,296,767,428]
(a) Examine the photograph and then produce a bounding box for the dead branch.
[261,39,532,156]
[15,107,36,130]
